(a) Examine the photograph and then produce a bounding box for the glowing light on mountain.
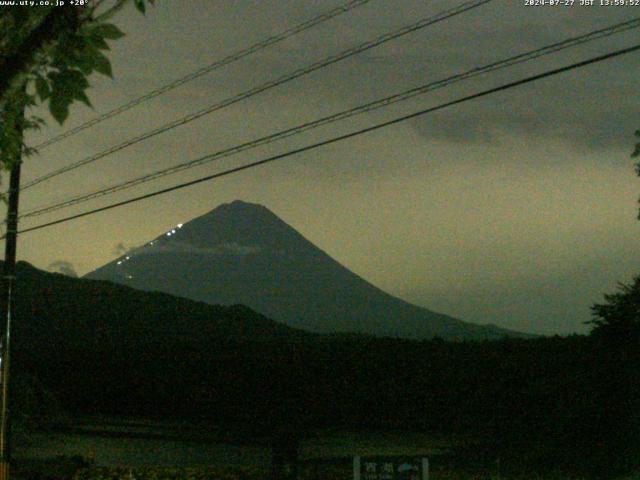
[117,261,122,265]
[177,224,183,228]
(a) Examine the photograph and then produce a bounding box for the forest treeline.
[3,262,638,479]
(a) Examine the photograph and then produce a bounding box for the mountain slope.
[85,200,527,340]
[8,260,307,352]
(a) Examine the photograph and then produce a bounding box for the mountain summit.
[85,200,524,340]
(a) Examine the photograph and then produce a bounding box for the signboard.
[353,456,429,480]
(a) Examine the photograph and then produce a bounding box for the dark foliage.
[586,277,640,478]
[2,262,637,478]
[13,455,92,480]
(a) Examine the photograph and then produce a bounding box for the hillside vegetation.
[3,262,638,478]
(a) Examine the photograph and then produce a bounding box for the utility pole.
[0,91,25,480]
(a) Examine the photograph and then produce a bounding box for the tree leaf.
[73,89,92,108]
[49,95,70,124]
[75,42,105,74]
[92,51,113,78]
[34,75,50,100]
[85,34,110,51]
[51,69,89,104]
[24,93,37,107]
[134,0,146,14]
[90,23,125,40]
[75,53,96,75]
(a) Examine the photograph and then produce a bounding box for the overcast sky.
[12,0,640,335]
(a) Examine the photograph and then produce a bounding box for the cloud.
[112,242,144,256]
[135,240,262,257]
[113,242,128,255]
[409,81,640,154]
[48,261,78,278]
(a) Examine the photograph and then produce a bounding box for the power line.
[20,0,493,191]
[19,16,640,220]
[12,42,640,238]
[31,0,374,151]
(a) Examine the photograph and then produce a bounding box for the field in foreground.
[16,460,610,480]
[14,422,451,467]
[11,425,603,480]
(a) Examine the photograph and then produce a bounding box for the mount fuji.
[85,200,525,340]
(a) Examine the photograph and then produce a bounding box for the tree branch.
[0,8,81,105]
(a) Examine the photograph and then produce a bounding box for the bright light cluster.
[165,223,183,237]
[117,221,183,266]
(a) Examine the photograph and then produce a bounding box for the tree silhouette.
[587,278,640,477]
[0,0,155,177]
[590,276,640,340]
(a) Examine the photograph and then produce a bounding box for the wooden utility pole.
[0,92,25,480]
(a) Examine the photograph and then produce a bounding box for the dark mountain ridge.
[8,260,308,352]
[86,200,528,340]
[2,262,627,478]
